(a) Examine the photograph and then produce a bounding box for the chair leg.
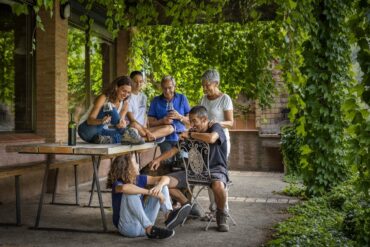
[228,212,237,226]
[205,212,215,231]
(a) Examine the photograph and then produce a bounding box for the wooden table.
[7,142,156,232]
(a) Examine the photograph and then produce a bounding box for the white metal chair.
[178,139,236,231]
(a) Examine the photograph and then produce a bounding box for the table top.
[6,142,156,155]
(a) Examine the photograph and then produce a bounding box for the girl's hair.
[103,76,132,102]
[106,154,137,188]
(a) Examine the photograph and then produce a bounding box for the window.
[0,2,34,132]
[68,4,115,122]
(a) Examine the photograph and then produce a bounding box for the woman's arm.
[119,99,129,119]
[217,110,233,129]
[87,95,111,125]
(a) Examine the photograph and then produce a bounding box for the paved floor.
[0,171,297,247]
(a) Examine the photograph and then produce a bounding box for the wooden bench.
[0,157,92,226]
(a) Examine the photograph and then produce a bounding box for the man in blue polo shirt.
[148,75,191,154]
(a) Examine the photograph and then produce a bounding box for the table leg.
[35,155,52,228]
[15,175,21,226]
[91,155,107,231]
[74,165,79,205]
[88,160,100,206]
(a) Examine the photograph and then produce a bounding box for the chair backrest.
[178,139,211,185]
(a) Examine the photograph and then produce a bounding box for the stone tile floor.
[0,171,298,247]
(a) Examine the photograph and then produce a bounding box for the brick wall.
[255,68,289,132]
[232,67,289,135]
[36,0,68,143]
[229,130,283,172]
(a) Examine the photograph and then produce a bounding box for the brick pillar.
[36,0,68,142]
[116,29,130,76]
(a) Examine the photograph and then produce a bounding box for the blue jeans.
[118,186,172,238]
[78,107,125,143]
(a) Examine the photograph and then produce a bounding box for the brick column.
[116,29,131,76]
[36,0,68,142]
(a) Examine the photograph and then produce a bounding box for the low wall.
[229,130,283,172]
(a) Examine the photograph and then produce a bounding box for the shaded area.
[0,171,296,247]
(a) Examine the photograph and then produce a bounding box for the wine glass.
[166,101,174,114]
[103,102,113,117]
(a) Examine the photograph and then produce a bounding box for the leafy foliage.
[0,30,14,109]
[280,126,301,176]
[270,177,370,246]
[341,0,370,197]
[129,22,277,107]
[268,178,370,247]
[276,0,361,196]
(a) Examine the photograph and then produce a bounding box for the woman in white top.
[200,69,234,156]
[199,69,234,214]
[78,76,132,144]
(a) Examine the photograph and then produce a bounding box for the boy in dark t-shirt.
[149,106,230,232]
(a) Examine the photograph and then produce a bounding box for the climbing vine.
[276,0,362,196]
[128,22,277,106]
[342,0,370,196]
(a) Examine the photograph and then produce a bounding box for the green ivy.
[342,0,370,197]
[276,0,358,196]
[0,31,14,109]
[280,126,302,176]
[129,22,277,107]
[268,178,370,247]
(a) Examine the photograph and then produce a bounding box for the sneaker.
[121,127,145,145]
[216,210,229,232]
[165,203,192,230]
[146,225,175,239]
[92,135,113,144]
[189,203,203,218]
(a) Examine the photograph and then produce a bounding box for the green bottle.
[68,112,76,146]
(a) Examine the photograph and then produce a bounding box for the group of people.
[77,69,234,239]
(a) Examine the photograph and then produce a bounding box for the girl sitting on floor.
[106,154,191,239]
